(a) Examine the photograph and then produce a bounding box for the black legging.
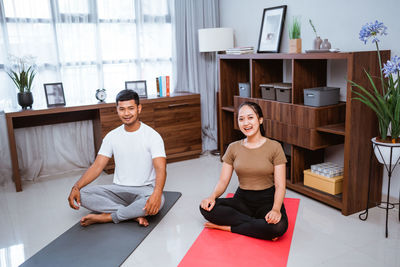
[200,186,288,240]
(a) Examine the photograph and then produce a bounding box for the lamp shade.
[198,28,234,52]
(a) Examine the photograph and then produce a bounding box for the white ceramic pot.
[371,137,400,165]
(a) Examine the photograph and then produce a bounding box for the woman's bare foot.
[272,237,278,241]
[135,217,149,227]
[80,213,112,226]
[204,222,231,232]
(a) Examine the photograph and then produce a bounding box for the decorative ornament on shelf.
[289,16,301,53]
[309,19,322,50]
[6,55,36,110]
[96,88,107,102]
[350,21,400,164]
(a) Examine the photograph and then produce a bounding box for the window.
[0,0,172,109]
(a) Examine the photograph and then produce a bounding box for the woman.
[200,101,288,240]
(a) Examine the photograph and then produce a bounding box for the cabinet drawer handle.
[168,103,189,108]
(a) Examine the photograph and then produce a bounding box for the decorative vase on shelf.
[17,92,33,110]
[321,39,331,49]
[371,137,400,165]
[313,36,322,50]
[289,39,302,53]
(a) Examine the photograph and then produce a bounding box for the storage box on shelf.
[218,51,389,215]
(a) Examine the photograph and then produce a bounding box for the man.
[68,89,166,227]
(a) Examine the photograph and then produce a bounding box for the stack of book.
[225,47,254,55]
[156,76,170,97]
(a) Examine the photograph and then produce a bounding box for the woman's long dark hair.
[238,101,265,136]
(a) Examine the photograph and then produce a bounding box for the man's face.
[116,100,141,126]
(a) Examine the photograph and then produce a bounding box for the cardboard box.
[303,169,343,195]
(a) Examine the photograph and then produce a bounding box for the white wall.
[219,0,400,198]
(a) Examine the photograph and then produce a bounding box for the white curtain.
[0,0,173,184]
[173,0,219,151]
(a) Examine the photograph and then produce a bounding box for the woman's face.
[238,105,263,137]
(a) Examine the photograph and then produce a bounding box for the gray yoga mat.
[20,191,181,267]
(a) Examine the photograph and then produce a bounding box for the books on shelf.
[225,46,254,55]
[156,76,170,97]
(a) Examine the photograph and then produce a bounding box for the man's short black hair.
[116,89,140,105]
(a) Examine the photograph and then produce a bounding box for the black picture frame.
[125,80,147,98]
[44,82,66,107]
[257,5,287,53]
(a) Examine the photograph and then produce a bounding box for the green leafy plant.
[351,21,400,143]
[309,19,318,37]
[289,17,301,39]
[7,55,36,93]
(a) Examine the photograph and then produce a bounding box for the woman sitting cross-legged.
[200,101,288,241]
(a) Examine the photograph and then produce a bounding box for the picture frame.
[43,82,66,107]
[257,5,287,53]
[125,80,148,98]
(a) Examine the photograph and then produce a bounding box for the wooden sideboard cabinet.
[100,93,202,173]
[5,92,202,191]
[218,51,390,215]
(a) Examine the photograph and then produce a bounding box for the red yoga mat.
[179,196,300,267]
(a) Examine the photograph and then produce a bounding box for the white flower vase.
[371,137,400,166]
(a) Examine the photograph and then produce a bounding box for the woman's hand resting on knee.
[201,197,216,211]
[265,209,281,224]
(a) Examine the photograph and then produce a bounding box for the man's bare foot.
[204,222,231,232]
[135,217,149,227]
[80,213,112,227]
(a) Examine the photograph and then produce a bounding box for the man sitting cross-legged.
[68,89,166,227]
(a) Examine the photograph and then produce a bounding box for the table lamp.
[198,28,234,53]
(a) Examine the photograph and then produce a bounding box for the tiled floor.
[0,154,399,267]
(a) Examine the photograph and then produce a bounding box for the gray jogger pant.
[80,184,165,223]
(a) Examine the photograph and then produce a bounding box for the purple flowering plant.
[350,21,400,143]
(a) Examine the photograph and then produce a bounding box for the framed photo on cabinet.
[125,80,147,98]
[44,82,66,107]
[257,5,287,53]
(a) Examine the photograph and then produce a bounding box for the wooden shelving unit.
[217,51,390,215]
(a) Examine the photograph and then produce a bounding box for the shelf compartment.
[219,59,250,108]
[286,181,342,210]
[317,123,345,136]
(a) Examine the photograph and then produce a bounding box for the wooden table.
[5,93,202,192]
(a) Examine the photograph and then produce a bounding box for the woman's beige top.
[222,138,287,190]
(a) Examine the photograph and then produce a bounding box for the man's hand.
[68,185,81,210]
[144,192,162,216]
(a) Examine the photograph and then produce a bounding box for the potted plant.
[350,21,400,165]
[7,55,36,109]
[309,19,322,50]
[289,17,301,53]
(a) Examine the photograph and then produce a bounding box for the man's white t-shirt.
[98,122,166,186]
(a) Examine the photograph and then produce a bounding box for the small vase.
[289,39,302,53]
[321,39,331,49]
[17,92,33,110]
[313,36,322,50]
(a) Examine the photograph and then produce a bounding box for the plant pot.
[289,39,302,53]
[17,92,33,110]
[371,137,400,165]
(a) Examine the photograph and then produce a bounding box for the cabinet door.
[153,97,202,160]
